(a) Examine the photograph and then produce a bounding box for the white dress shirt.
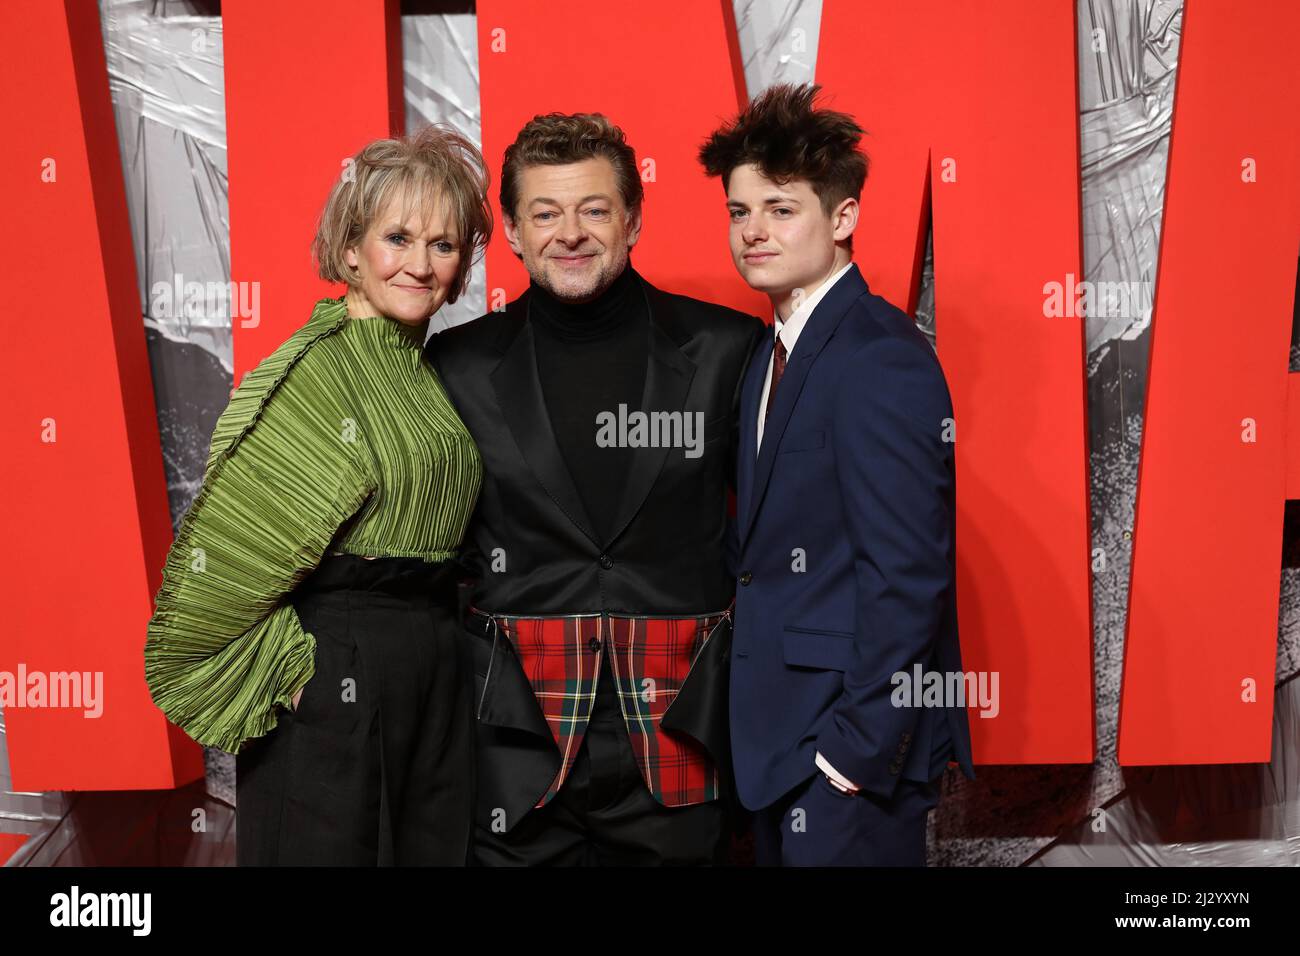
[757,261,854,450]
[755,261,861,793]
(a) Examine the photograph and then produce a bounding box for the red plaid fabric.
[478,606,731,808]
[606,609,730,806]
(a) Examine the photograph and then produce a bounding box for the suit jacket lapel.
[737,335,771,543]
[604,280,696,548]
[489,294,600,546]
[741,264,868,551]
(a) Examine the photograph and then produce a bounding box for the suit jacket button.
[598,554,613,570]
[589,637,602,653]
[739,571,752,586]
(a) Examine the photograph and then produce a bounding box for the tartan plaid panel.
[606,611,728,807]
[497,608,730,809]
[498,615,603,807]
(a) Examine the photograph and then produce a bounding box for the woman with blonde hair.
[144,125,491,866]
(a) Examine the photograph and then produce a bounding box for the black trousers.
[471,650,727,866]
[235,555,474,866]
[751,770,941,866]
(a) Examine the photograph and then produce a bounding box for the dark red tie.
[763,334,788,428]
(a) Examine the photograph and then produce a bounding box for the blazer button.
[739,571,753,586]
[589,637,602,653]
[598,554,614,570]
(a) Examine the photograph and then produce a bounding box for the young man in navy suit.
[698,84,976,866]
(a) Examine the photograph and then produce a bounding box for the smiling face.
[503,157,642,304]
[725,162,857,317]
[343,189,462,326]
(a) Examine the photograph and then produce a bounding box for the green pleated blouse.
[144,295,482,754]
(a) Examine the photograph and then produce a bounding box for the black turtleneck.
[530,262,649,545]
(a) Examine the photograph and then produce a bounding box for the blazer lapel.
[737,334,771,543]
[489,295,600,546]
[604,280,696,547]
[741,264,868,551]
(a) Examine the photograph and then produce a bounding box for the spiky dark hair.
[697,83,868,216]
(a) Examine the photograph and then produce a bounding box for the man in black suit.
[427,112,765,865]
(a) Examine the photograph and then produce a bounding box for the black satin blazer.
[426,274,765,829]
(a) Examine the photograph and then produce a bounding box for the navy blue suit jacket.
[730,263,976,811]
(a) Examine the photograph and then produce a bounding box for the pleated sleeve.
[144,310,376,753]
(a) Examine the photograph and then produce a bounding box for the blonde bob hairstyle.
[313,125,492,305]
